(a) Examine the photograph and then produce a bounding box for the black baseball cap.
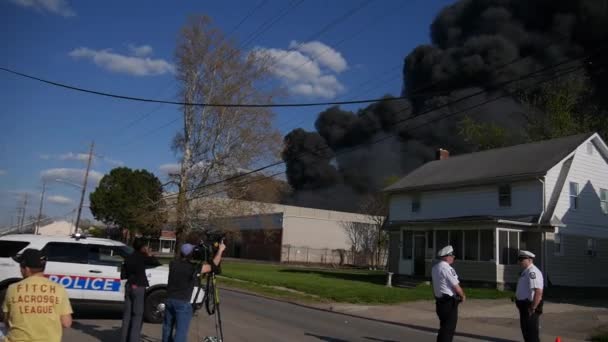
[13,249,47,268]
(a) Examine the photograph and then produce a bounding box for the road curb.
[218,286,518,342]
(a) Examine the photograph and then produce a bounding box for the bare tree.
[172,15,282,254]
[359,193,389,269]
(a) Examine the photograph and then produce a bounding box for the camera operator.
[120,238,161,342]
[162,240,226,342]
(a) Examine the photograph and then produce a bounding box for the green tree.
[520,73,599,141]
[458,116,510,151]
[459,72,607,151]
[89,167,166,241]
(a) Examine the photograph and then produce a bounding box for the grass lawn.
[218,261,512,304]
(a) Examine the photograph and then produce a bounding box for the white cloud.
[59,152,90,162]
[47,195,73,206]
[289,41,348,73]
[255,41,347,99]
[10,0,75,17]
[159,163,180,176]
[103,157,124,166]
[41,168,104,186]
[69,47,174,76]
[41,152,123,166]
[0,170,6,176]
[128,44,153,57]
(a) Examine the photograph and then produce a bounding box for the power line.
[166,62,593,209]
[0,66,459,108]
[164,45,603,204]
[100,0,274,145]
[266,0,407,98]
[240,0,304,49]
[225,0,269,38]
[95,1,304,152]
[119,0,375,142]
[156,51,596,206]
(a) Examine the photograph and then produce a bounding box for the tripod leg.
[213,275,224,341]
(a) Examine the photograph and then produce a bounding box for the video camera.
[190,230,226,273]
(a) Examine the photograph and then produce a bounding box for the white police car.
[0,234,203,323]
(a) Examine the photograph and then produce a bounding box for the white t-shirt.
[516,264,544,301]
[431,260,459,297]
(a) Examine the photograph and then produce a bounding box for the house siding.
[389,180,543,222]
[550,137,608,239]
[545,232,608,287]
[425,260,498,284]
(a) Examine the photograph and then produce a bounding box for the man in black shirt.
[120,238,161,342]
[161,241,225,342]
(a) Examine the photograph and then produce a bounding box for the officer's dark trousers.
[435,295,458,342]
[516,300,541,342]
[120,285,146,342]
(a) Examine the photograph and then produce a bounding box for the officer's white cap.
[437,245,454,257]
[518,250,535,258]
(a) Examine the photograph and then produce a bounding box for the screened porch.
[398,226,547,286]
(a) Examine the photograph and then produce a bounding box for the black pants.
[516,300,541,342]
[120,285,146,342]
[436,295,459,342]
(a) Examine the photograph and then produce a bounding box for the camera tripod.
[192,267,224,342]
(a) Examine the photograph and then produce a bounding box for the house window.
[499,230,520,265]
[412,195,421,213]
[554,233,563,256]
[480,230,494,261]
[569,182,579,210]
[601,189,608,215]
[403,231,413,260]
[464,230,479,260]
[498,185,511,207]
[587,238,597,257]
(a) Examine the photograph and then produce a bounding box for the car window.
[42,242,88,264]
[88,244,126,266]
[0,241,30,257]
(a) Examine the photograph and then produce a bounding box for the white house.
[384,132,608,288]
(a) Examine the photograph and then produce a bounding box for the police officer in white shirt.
[515,250,544,342]
[431,245,466,342]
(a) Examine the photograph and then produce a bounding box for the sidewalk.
[310,299,608,342]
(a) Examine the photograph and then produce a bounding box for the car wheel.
[144,289,167,324]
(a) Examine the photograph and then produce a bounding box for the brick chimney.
[436,148,450,160]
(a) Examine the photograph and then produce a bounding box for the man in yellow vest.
[2,248,73,342]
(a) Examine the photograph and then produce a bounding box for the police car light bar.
[71,233,86,240]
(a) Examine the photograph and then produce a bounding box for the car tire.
[144,289,167,324]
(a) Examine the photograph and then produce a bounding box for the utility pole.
[74,141,94,235]
[18,193,28,233]
[35,182,46,235]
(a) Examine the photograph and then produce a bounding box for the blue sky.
[0,0,453,226]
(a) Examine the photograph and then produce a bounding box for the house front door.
[414,234,426,276]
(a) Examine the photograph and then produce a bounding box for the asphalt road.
[64,289,484,342]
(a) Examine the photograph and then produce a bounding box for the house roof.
[384,133,594,193]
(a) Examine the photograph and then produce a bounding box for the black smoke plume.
[282,0,608,212]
